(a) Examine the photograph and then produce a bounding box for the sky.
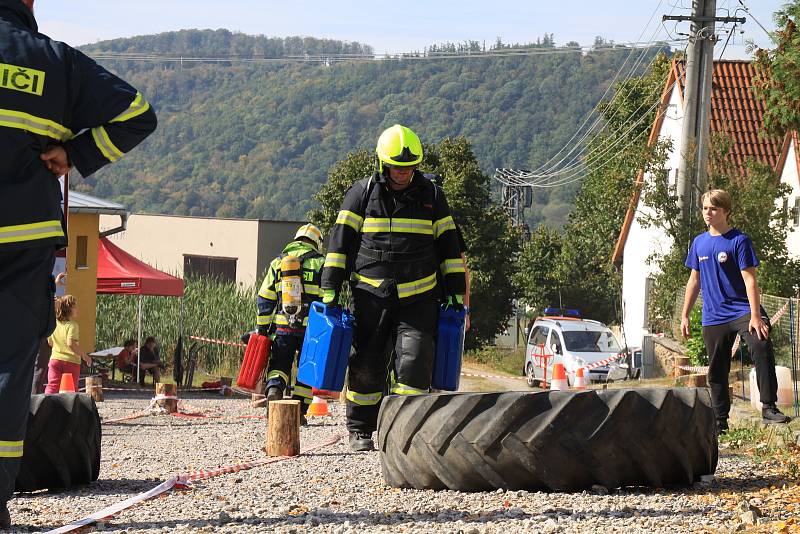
[34,0,783,59]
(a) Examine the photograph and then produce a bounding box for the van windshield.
[562,330,621,353]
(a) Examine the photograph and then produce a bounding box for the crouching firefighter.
[256,224,325,425]
[320,124,466,451]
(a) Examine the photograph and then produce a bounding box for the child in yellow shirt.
[45,295,92,394]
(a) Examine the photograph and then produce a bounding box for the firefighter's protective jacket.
[0,0,157,251]
[321,171,466,302]
[257,241,325,330]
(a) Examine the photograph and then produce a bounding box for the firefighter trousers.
[0,246,55,504]
[346,289,437,434]
[265,333,313,415]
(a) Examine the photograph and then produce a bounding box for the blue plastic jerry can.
[432,306,467,391]
[297,301,354,391]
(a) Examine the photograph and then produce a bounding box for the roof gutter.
[100,211,128,238]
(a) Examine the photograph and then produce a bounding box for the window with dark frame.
[75,236,88,269]
[183,254,237,283]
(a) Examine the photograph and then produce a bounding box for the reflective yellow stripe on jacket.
[0,440,23,458]
[335,210,363,232]
[0,220,64,244]
[110,92,151,123]
[433,215,457,238]
[91,126,123,162]
[0,108,72,141]
[362,218,433,235]
[397,272,437,299]
[324,252,347,269]
[440,258,466,276]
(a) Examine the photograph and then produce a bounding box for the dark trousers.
[266,333,313,415]
[702,312,778,424]
[346,290,438,434]
[31,339,51,395]
[0,246,55,503]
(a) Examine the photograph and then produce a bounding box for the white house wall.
[778,138,800,257]
[622,84,684,347]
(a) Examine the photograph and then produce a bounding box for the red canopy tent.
[97,237,184,382]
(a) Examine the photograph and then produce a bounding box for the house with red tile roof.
[611,59,800,347]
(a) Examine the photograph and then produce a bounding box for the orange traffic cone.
[307,396,329,417]
[550,363,568,391]
[573,367,586,390]
[59,373,76,393]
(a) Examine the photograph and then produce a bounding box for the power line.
[86,39,686,65]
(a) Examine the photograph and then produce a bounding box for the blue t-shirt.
[684,229,759,325]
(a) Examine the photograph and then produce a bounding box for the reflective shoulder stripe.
[433,216,457,238]
[324,252,347,269]
[335,210,363,232]
[0,220,64,244]
[440,258,466,275]
[110,92,151,123]
[0,440,23,458]
[352,273,383,289]
[91,126,123,162]
[396,272,437,299]
[390,383,428,395]
[0,108,72,141]
[346,390,383,405]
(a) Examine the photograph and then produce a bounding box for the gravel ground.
[5,389,798,534]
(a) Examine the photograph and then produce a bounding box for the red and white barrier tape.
[189,335,246,348]
[45,433,346,534]
[460,372,527,381]
[584,352,627,370]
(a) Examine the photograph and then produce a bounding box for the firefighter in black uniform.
[321,124,466,451]
[0,0,157,527]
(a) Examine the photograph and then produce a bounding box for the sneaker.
[0,501,10,529]
[349,431,375,452]
[762,404,792,424]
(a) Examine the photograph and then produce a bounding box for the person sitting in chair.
[138,336,165,385]
[115,339,138,380]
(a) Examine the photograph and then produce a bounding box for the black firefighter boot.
[0,501,10,530]
[265,386,283,417]
[349,431,375,451]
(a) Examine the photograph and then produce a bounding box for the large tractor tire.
[378,388,717,492]
[15,393,102,492]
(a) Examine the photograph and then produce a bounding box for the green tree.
[753,1,800,136]
[513,226,563,313]
[309,137,520,348]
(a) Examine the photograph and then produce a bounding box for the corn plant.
[96,276,258,376]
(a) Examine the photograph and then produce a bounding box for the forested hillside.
[77,29,667,226]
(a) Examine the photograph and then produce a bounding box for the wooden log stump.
[85,375,103,402]
[673,356,691,377]
[675,373,708,387]
[220,377,233,397]
[267,400,300,457]
[155,383,178,413]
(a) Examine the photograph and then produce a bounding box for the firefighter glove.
[446,294,465,312]
[322,288,339,306]
[257,325,270,337]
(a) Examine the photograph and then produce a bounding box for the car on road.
[524,310,623,387]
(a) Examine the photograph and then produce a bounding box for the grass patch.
[465,346,526,377]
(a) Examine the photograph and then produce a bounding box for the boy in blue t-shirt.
[680,189,791,434]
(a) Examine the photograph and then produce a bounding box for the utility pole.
[665,2,745,221]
